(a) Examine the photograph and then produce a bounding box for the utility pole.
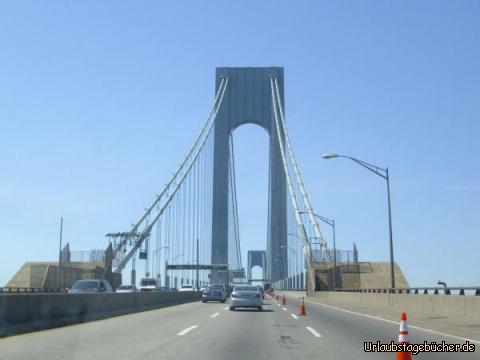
[131,252,136,287]
[332,219,337,290]
[57,217,63,288]
[57,217,63,289]
[164,261,168,288]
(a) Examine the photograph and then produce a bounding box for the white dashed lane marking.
[210,312,220,318]
[291,314,298,319]
[306,326,322,338]
[177,325,198,336]
[304,300,480,345]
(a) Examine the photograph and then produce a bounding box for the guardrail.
[335,287,480,295]
[0,291,201,337]
[0,287,67,294]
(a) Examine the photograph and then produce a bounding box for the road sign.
[166,264,228,271]
[230,269,245,278]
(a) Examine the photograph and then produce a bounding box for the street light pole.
[196,238,199,291]
[298,213,337,290]
[332,219,337,290]
[281,243,298,289]
[57,217,63,289]
[155,246,169,282]
[385,168,395,289]
[166,254,184,288]
[323,153,395,289]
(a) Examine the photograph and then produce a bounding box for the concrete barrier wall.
[307,291,480,318]
[0,291,201,329]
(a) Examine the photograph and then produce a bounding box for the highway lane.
[1,295,479,359]
[283,293,479,359]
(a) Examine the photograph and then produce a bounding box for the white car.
[178,284,195,292]
[139,277,158,292]
[229,285,263,311]
[116,284,137,293]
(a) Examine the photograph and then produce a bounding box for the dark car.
[256,285,265,299]
[116,284,138,293]
[68,279,114,294]
[155,286,170,292]
[202,284,227,303]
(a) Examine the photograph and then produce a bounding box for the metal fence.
[69,250,106,263]
[312,249,357,263]
[336,287,480,296]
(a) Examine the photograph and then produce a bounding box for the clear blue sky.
[1,1,479,287]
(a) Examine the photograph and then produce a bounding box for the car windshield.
[234,286,258,292]
[72,281,98,290]
[140,279,156,286]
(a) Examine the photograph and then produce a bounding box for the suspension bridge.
[3,67,479,360]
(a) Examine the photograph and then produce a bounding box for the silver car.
[229,285,263,311]
[68,279,114,294]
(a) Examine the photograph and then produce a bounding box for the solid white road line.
[304,300,480,345]
[291,314,298,319]
[177,325,198,336]
[210,312,220,318]
[282,307,287,311]
[306,326,322,338]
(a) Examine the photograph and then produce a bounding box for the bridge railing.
[335,287,480,296]
[0,287,67,294]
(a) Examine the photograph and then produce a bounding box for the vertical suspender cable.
[113,78,229,273]
[126,78,227,237]
[230,135,242,270]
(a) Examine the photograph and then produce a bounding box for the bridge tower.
[247,250,267,283]
[211,67,287,284]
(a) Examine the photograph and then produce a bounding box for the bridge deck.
[1,294,476,359]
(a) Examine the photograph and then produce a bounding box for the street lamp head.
[322,153,338,159]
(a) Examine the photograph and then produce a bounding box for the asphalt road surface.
[1,294,478,359]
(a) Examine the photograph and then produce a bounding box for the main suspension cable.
[273,78,330,260]
[269,78,313,275]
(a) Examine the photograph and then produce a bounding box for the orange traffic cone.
[299,297,306,316]
[396,312,412,360]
